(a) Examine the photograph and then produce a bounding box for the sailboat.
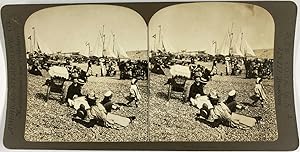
[91,25,128,59]
[206,40,217,56]
[217,25,256,57]
[235,33,256,57]
[28,27,51,54]
[152,25,175,53]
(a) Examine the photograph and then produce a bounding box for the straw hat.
[77,79,85,85]
[104,91,113,97]
[199,77,208,84]
[209,90,219,99]
[225,57,230,61]
[87,92,97,100]
[228,90,236,97]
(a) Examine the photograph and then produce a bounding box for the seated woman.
[188,77,216,122]
[66,78,85,107]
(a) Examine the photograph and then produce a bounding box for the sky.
[24,5,147,55]
[149,2,275,52]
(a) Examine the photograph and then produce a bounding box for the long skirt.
[230,113,257,129]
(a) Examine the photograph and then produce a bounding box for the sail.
[153,26,176,52]
[103,35,117,58]
[232,34,244,57]
[155,34,175,52]
[238,32,256,57]
[91,34,104,57]
[218,34,230,56]
[244,40,256,57]
[114,40,129,58]
[206,41,216,56]
[34,33,51,54]
[156,34,164,52]
[162,38,175,52]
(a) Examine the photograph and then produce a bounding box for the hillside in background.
[126,50,148,60]
[253,49,274,59]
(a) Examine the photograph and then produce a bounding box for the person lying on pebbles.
[197,90,263,129]
[72,91,135,129]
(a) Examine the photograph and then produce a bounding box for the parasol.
[169,64,191,78]
[48,66,69,79]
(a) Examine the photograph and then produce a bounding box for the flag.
[28,35,31,40]
[152,34,156,39]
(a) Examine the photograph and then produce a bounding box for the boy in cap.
[101,91,120,112]
[126,78,141,107]
[224,90,245,112]
[251,77,267,108]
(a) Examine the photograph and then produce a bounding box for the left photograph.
[24,5,149,142]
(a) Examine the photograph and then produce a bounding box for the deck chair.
[45,76,66,102]
[167,76,187,101]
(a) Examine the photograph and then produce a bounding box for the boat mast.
[111,32,118,58]
[213,41,217,53]
[153,34,156,52]
[229,23,234,56]
[101,25,106,57]
[240,32,245,57]
[28,35,33,53]
[32,27,36,52]
[158,25,162,51]
[86,42,90,56]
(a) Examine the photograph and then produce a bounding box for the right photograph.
[149,2,277,141]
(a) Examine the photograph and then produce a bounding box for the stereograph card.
[1,1,298,150]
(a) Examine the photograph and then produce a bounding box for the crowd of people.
[26,51,148,80]
[245,58,273,79]
[119,60,148,80]
[150,51,273,80]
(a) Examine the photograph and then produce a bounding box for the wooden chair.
[167,76,187,101]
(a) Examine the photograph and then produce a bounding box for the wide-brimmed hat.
[195,76,208,83]
[87,92,97,100]
[194,71,202,77]
[225,57,230,61]
[209,90,219,99]
[228,90,236,97]
[199,77,208,84]
[104,90,113,97]
[77,79,85,85]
